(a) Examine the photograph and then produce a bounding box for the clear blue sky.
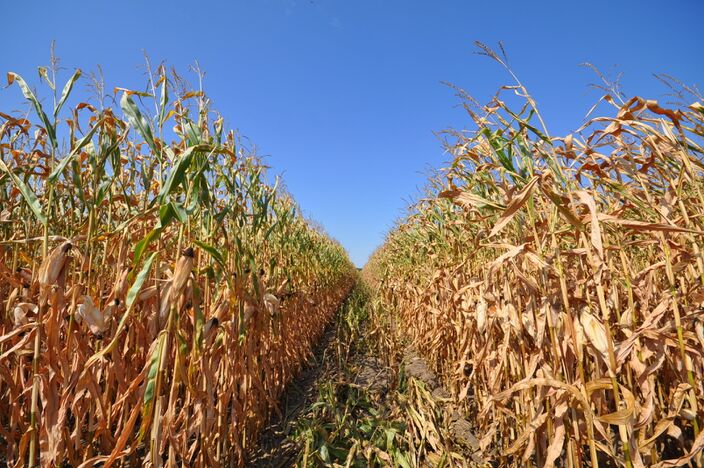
[2,1,702,266]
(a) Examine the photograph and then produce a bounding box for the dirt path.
[248,318,342,467]
[247,285,487,467]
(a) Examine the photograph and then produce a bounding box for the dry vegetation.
[3,44,704,468]
[365,44,704,466]
[0,60,354,466]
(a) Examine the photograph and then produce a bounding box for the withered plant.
[366,44,704,467]
[0,60,354,466]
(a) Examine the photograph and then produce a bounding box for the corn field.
[365,47,704,466]
[0,63,354,466]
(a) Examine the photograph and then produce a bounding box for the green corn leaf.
[8,72,57,148]
[134,228,162,266]
[158,76,169,126]
[194,239,227,272]
[0,158,46,225]
[194,293,205,349]
[184,120,201,145]
[191,157,212,208]
[156,145,201,205]
[263,220,278,241]
[120,91,158,154]
[48,118,102,184]
[196,174,212,208]
[54,69,81,119]
[138,330,166,441]
[95,178,114,206]
[177,332,188,355]
[158,203,175,228]
[84,252,157,369]
[143,332,165,406]
[158,201,188,228]
[126,252,158,311]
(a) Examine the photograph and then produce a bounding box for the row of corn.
[366,53,704,466]
[0,63,355,466]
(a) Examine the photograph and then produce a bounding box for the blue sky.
[1,1,702,266]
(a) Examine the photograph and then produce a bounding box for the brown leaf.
[488,176,539,237]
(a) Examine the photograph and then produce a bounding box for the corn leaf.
[7,72,56,148]
[120,91,158,154]
[488,176,539,237]
[84,252,157,368]
[0,159,46,225]
[48,118,103,184]
[54,69,81,119]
